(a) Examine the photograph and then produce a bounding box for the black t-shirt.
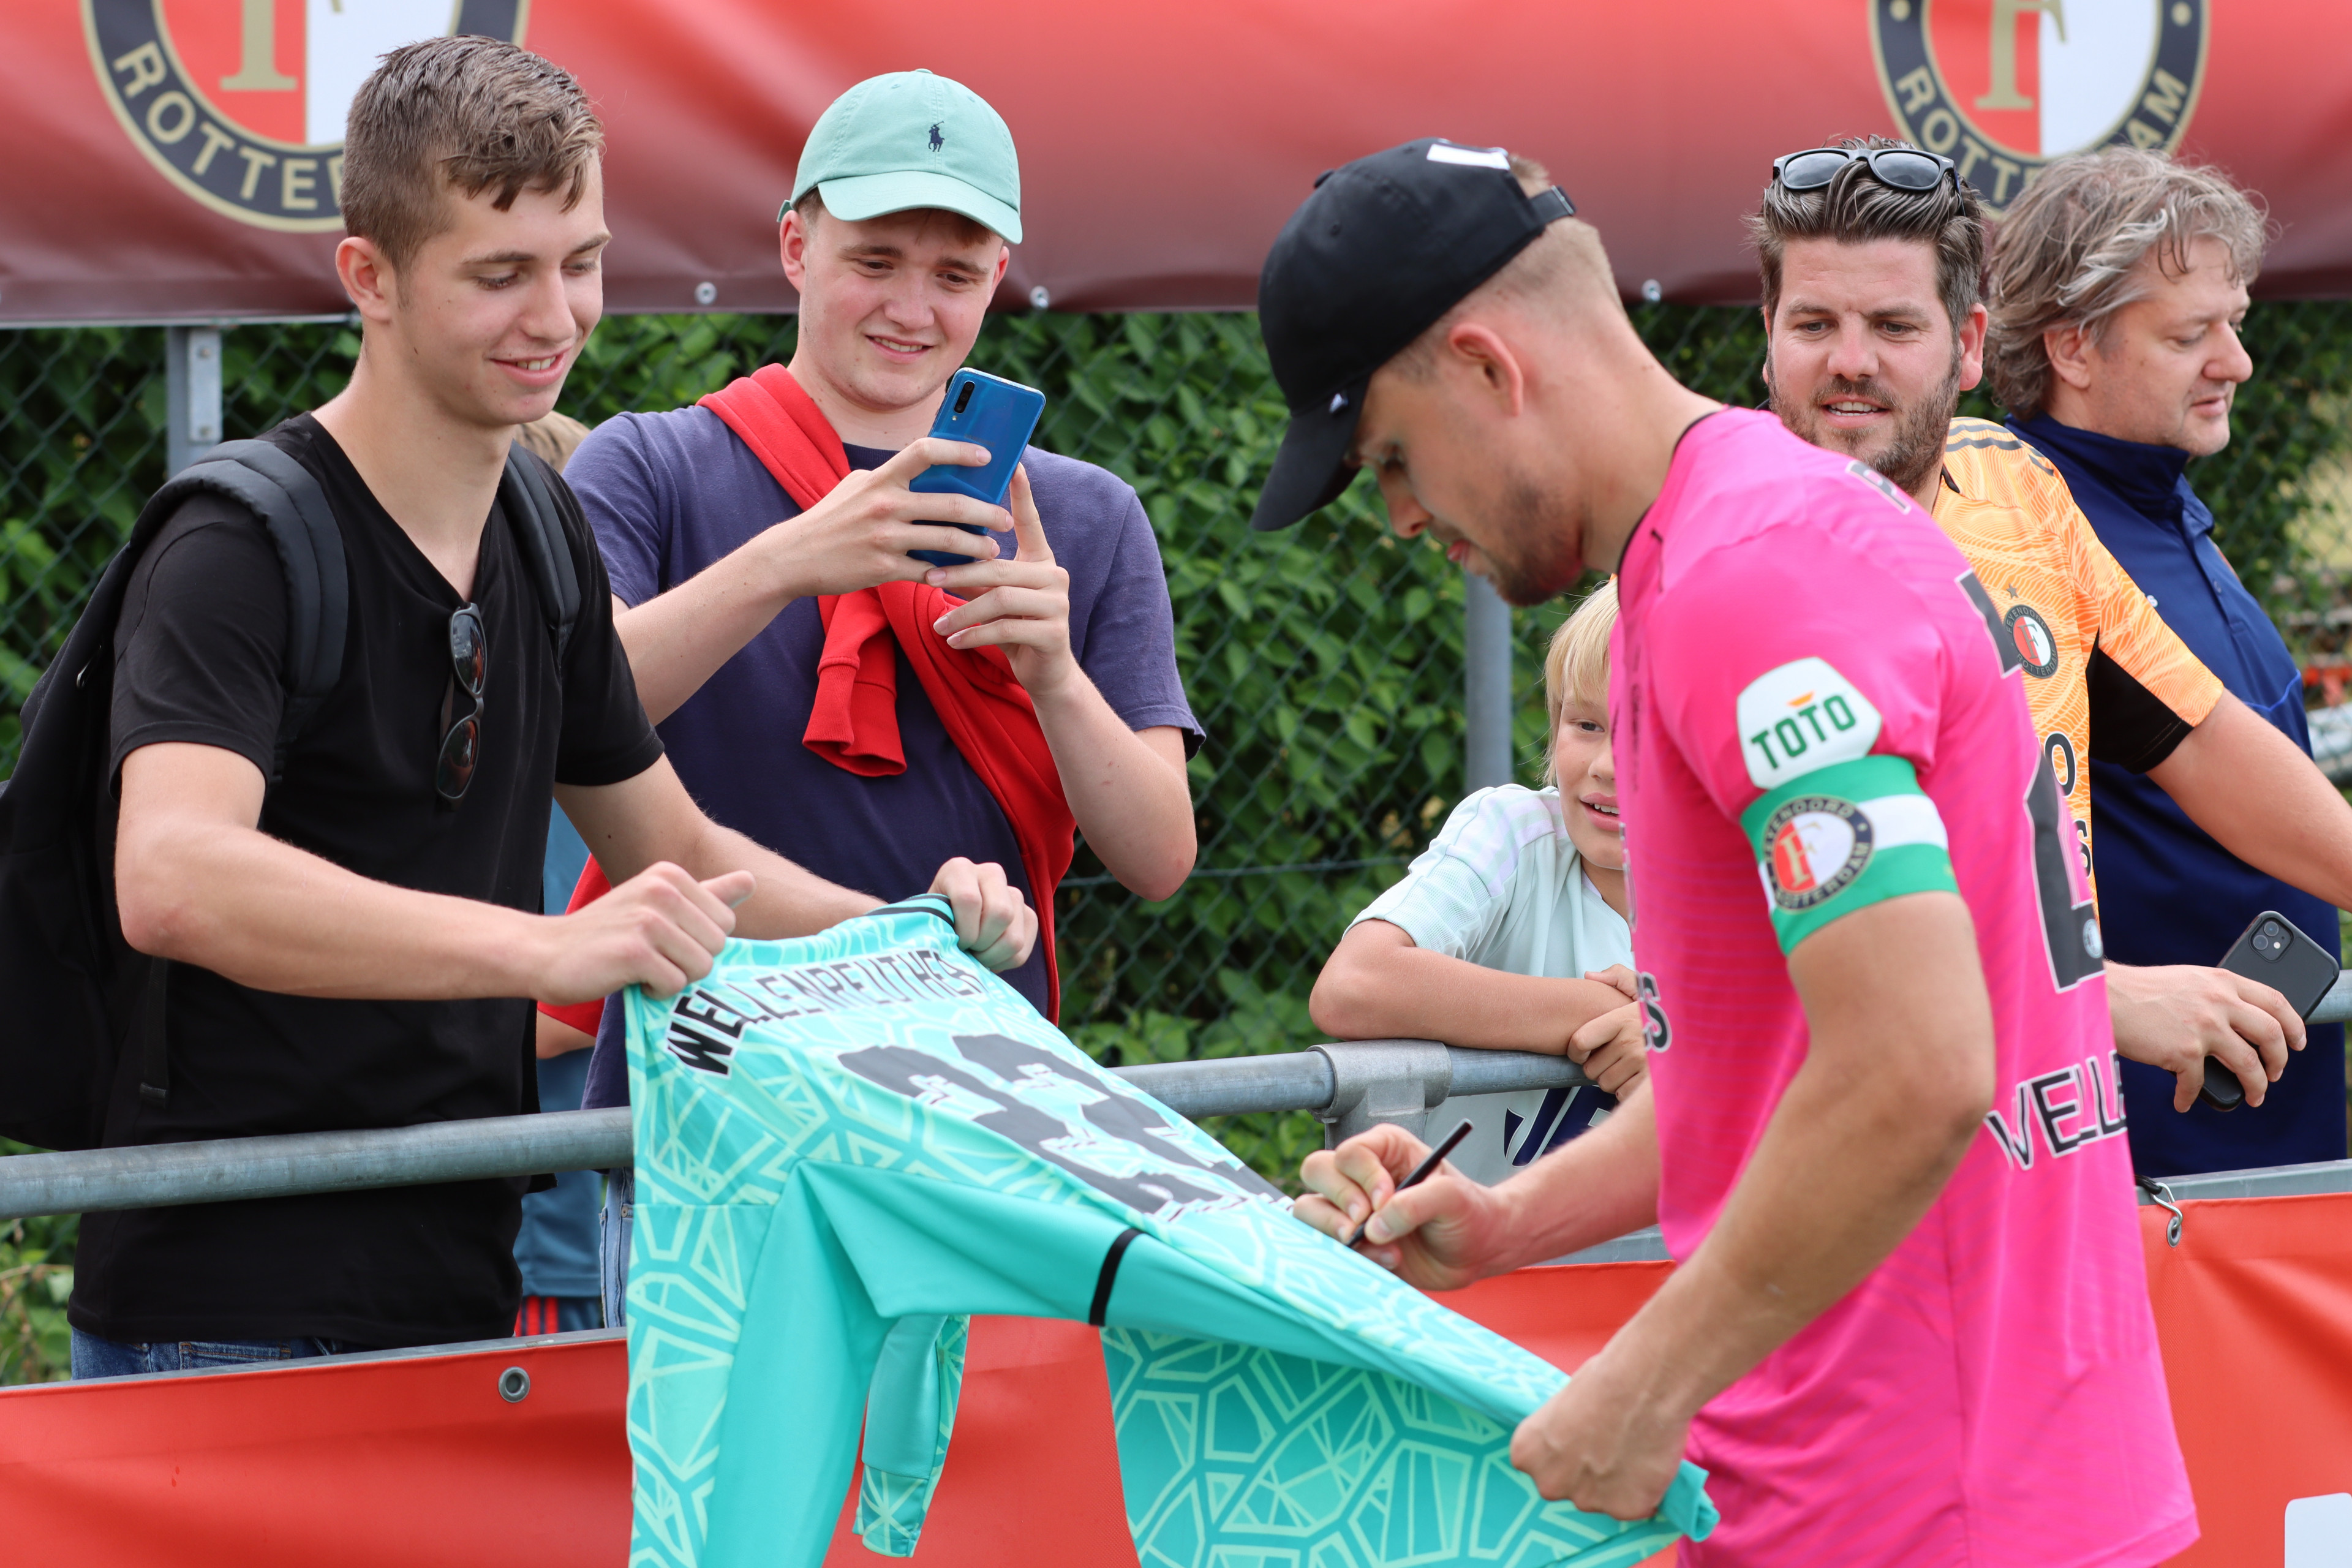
[70,414,662,1348]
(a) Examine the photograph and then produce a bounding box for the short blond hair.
[1543,580,1616,783]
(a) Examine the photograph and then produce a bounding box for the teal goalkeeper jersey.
[620,899,1717,1567]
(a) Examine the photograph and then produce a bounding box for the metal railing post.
[1314,1039,1454,1144]
[1464,574,1513,793]
[164,324,223,477]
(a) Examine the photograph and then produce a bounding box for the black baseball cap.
[1250,139,1575,532]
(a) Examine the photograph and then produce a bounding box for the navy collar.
[2010,413,2194,524]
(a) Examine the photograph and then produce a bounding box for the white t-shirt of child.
[1346,785,1633,1185]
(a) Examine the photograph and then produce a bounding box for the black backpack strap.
[142,439,349,782]
[114,440,347,1112]
[499,447,579,663]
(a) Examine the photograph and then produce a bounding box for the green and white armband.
[1738,753,1958,954]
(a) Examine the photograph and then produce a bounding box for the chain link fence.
[4,302,2351,1278]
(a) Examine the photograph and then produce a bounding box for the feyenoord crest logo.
[83,0,527,231]
[1763,796,1875,911]
[1870,0,2208,208]
[2005,603,2060,677]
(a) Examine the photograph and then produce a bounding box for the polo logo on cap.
[1427,143,1511,170]
[929,123,944,152]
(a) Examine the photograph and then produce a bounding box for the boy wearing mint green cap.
[556,69,1201,1326]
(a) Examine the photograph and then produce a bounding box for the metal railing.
[6,982,2349,1240]
[2301,974,2350,1025]
[0,1040,1588,1223]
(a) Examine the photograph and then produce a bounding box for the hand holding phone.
[907,369,1046,567]
[2203,910,2340,1110]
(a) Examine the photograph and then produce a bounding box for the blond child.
[1310,584,1640,1185]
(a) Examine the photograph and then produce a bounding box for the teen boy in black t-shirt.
[69,37,1035,1377]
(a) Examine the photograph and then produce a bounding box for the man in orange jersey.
[1754,138,2352,1120]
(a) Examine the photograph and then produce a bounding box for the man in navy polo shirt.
[559,70,1200,1319]
[1987,147,2348,1175]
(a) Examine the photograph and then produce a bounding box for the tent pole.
[1464,573,1513,793]
[164,324,223,477]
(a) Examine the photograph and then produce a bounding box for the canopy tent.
[6,0,2350,324]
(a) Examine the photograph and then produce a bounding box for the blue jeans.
[71,1329,372,1380]
[600,1167,633,1329]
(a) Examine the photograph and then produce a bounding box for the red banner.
[5,1,2351,324]
[6,1199,2349,1563]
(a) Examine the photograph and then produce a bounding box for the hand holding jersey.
[523,860,752,1005]
[1257,141,2190,1565]
[530,853,1032,1005]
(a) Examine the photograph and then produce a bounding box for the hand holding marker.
[1343,1120,1473,1250]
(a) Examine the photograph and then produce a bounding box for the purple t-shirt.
[571,404,1198,1111]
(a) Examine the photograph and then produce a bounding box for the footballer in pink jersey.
[1258,140,2192,1567]
[1613,407,2190,1565]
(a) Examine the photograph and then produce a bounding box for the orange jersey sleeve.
[1943,420,2222,755]
[1936,420,2226,902]
[2048,466,2226,758]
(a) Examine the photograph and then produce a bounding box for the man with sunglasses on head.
[72,39,1033,1378]
[1271,139,2192,1566]
[1755,137,2352,1149]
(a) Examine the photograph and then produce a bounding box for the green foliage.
[2197,302,2352,621]
[0,1143,76,1384]
[4,302,2352,1206]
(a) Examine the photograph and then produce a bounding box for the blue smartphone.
[907,368,1046,567]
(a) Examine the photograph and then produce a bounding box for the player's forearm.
[1027,673,1195,900]
[1311,942,1626,1052]
[2152,691,2352,911]
[614,534,801,723]
[118,820,551,999]
[1594,896,1992,1421]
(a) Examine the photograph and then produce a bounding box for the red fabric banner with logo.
[4,0,2350,323]
[3,1197,2350,1562]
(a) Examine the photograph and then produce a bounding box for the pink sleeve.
[1646,530,1950,824]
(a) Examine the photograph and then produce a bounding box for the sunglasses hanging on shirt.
[437,603,485,803]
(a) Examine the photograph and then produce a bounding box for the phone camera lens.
[954,380,975,416]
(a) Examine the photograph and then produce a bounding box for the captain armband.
[1738,754,1959,954]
